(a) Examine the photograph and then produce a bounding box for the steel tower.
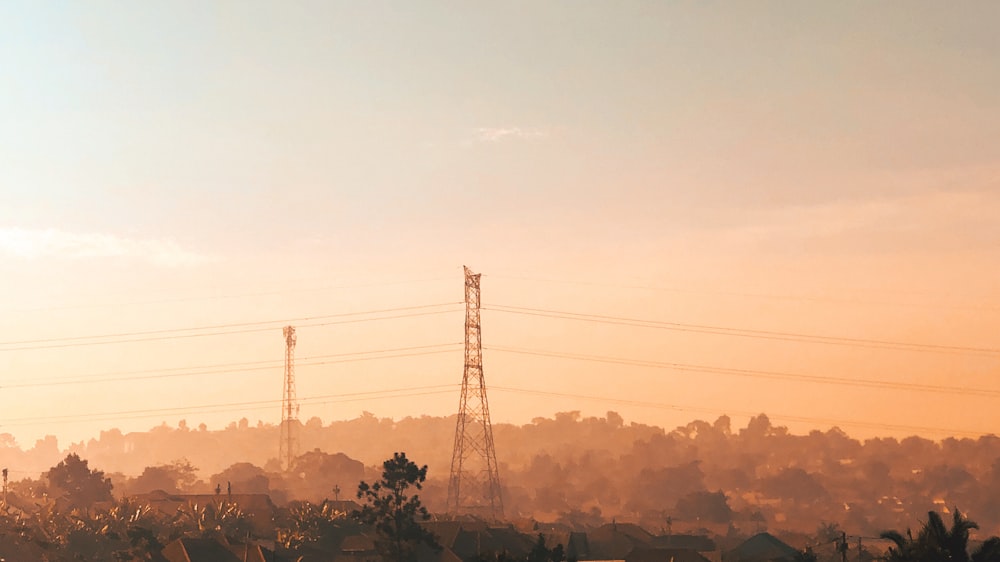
[447,266,503,520]
[279,325,299,471]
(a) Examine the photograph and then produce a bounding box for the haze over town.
[1,3,999,561]
[3,1,999,450]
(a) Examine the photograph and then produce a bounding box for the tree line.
[6,410,1000,537]
[0,450,572,562]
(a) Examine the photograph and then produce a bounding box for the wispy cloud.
[0,227,211,267]
[475,127,548,142]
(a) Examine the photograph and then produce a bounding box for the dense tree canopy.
[45,453,113,508]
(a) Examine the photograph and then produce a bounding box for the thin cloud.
[475,127,547,142]
[0,227,211,267]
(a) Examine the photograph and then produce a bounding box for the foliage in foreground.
[881,510,1000,562]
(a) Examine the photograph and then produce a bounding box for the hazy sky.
[1,2,999,456]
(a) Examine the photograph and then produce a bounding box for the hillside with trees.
[3,411,1000,538]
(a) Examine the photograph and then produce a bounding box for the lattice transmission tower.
[447,266,503,520]
[279,325,299,471]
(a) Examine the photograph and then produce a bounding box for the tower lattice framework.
[447,266,503,520]
[279,325,299,471]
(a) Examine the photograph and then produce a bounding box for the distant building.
[336,534,380,562]
[325,499,363,514]
[653,535,716,552]
[723,533,800,562]
[134,490,277,537]
[588,522,656,560]
[161,536,289,562]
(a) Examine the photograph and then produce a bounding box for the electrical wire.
[0,384,461,427]
[484,345,1000,398]
[483,304,1000,355]
[0,304,463,351]
[1,289,994,440]
[1,302,460,345]
[484,273,1000,313]
[4,274,458,314]
[0,343,463,389]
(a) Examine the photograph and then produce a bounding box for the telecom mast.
[447,266,504,520]
[279,325,299,471]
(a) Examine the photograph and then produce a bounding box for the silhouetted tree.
[973,538,1000,562]
[675,490,732,523]
[881,509,999,562]
[760,468,828,504]
[354,452,439,562]
[209,462,270,495]
[816,521,843,544]
[129,459,199,495]
[45,453,113,508]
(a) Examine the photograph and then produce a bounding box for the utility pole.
[2,468,7,510]
[279,326,299,471]
[447,266,503,521]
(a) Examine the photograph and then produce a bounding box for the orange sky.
[0,2,998,452]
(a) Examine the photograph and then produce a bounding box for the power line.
[0,384,461,427]
[0,343,464,389]
[1,380,985,437]
[0,376,988,438]
[1,342,458,382]
[1,302,460,345]
[484,273,1000,313]
[4,275,457,314]
[484,345,1000,398]
[0,304,463,351]
[9,340,993,435]
[483,304,1000,355]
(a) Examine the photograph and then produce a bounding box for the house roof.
[423,521,465,548]
[451,528,486,559]
[725,533,800,562]
[133,491,277,535]
[568,531,592,559]
[293,544,341,562]
[134,492,274,515]
[627,548,715,562]
[341,534,377,553]
[162,537,291,562]
[592,523,655,544]
[416,541,463,562]
[588,523,655,560]
[325,499,363,514]
[488,526,536,556]
[225,541,288,562]
[162,537,243,562]
[543,531,591,560]
[653,535,717,552]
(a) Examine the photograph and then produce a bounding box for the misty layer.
[3,411,1000,538]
